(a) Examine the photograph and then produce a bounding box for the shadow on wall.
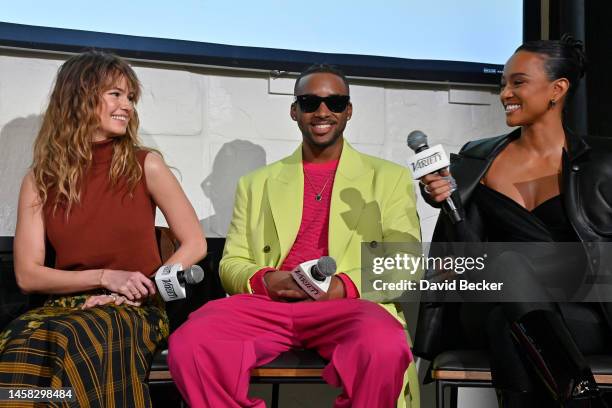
[0,115,43,235]
[200,140,266,237]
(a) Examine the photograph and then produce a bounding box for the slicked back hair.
[294,64,350,95]
[515,34,587,101]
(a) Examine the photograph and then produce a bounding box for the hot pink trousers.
[167,294,411,408]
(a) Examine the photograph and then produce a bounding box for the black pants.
[460,249,612,395]
[474,302,612,393]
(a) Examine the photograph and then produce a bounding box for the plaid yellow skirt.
[0,294,169,408]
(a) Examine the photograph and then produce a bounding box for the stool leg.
[436,381,445,408]
[450,386,458,408]
[271,384,280,408]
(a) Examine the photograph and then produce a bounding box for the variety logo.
[411,152,442,172]
[294,272,321,296]
[161,279,178,299]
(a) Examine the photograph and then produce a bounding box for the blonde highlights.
[32,51,148,213]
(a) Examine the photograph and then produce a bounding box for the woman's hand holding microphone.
[420,168,457,202]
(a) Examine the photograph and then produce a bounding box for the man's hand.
[317,276,346,301]
[264,270,309,302]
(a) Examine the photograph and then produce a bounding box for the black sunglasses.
[294,94,350,113]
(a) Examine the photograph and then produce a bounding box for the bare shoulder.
[19,170,40,203]
[142,150,182,197]
[143,150,176,185]
[143,150,167,174]
[21,169,35,187]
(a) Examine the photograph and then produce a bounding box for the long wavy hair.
[32,51,148,214]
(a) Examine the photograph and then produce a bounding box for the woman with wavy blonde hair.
[33,50,146,214]
[0,51,206,407]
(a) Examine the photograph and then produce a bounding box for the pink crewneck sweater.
[249,160,359,298]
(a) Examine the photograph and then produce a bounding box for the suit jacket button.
[263,245,271,253]
[572,164,580,171]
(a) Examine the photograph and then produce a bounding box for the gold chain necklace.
[303,170,332,201]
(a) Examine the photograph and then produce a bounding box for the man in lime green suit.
[168,64,422,408]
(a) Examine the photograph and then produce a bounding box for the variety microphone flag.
[406,130,450,179]
[154,263,205,301]
[407,130,462,223]
[291,256,337,300]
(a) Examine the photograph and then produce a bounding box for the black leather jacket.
[412,128,612,360]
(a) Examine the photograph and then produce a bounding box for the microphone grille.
[184,265,205,284]
[407,130,428,152]
[317,256,337,277]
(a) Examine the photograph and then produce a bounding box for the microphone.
[154,264,205,301]
[407,130,462,224]
[290,256,337,299]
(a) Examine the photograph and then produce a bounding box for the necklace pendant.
[315,194,322,201]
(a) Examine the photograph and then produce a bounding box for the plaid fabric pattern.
[0,294,169,408]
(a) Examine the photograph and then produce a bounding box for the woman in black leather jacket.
[414,36,612,407]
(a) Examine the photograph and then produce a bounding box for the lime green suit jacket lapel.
[266,140,374,268]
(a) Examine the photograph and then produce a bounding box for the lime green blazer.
[220,140,421,302]
[219,140,422,407]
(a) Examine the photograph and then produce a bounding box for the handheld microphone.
[407,130,462,224]
[290,256,337,299]
[154,264,205,301]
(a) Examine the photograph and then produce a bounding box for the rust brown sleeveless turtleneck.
[44,139,161,276]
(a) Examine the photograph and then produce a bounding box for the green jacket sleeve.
[219,177,262,294]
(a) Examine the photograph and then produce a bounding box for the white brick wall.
[0,50,510,407]
[0,51,511,239]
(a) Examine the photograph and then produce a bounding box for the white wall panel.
[0,50,516,407]
[0,56,59,124]
[136,67,204,136]
[0,51,512,243]
[344,84,386,145]
[207,75,298,142]
[0,56,61,234]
